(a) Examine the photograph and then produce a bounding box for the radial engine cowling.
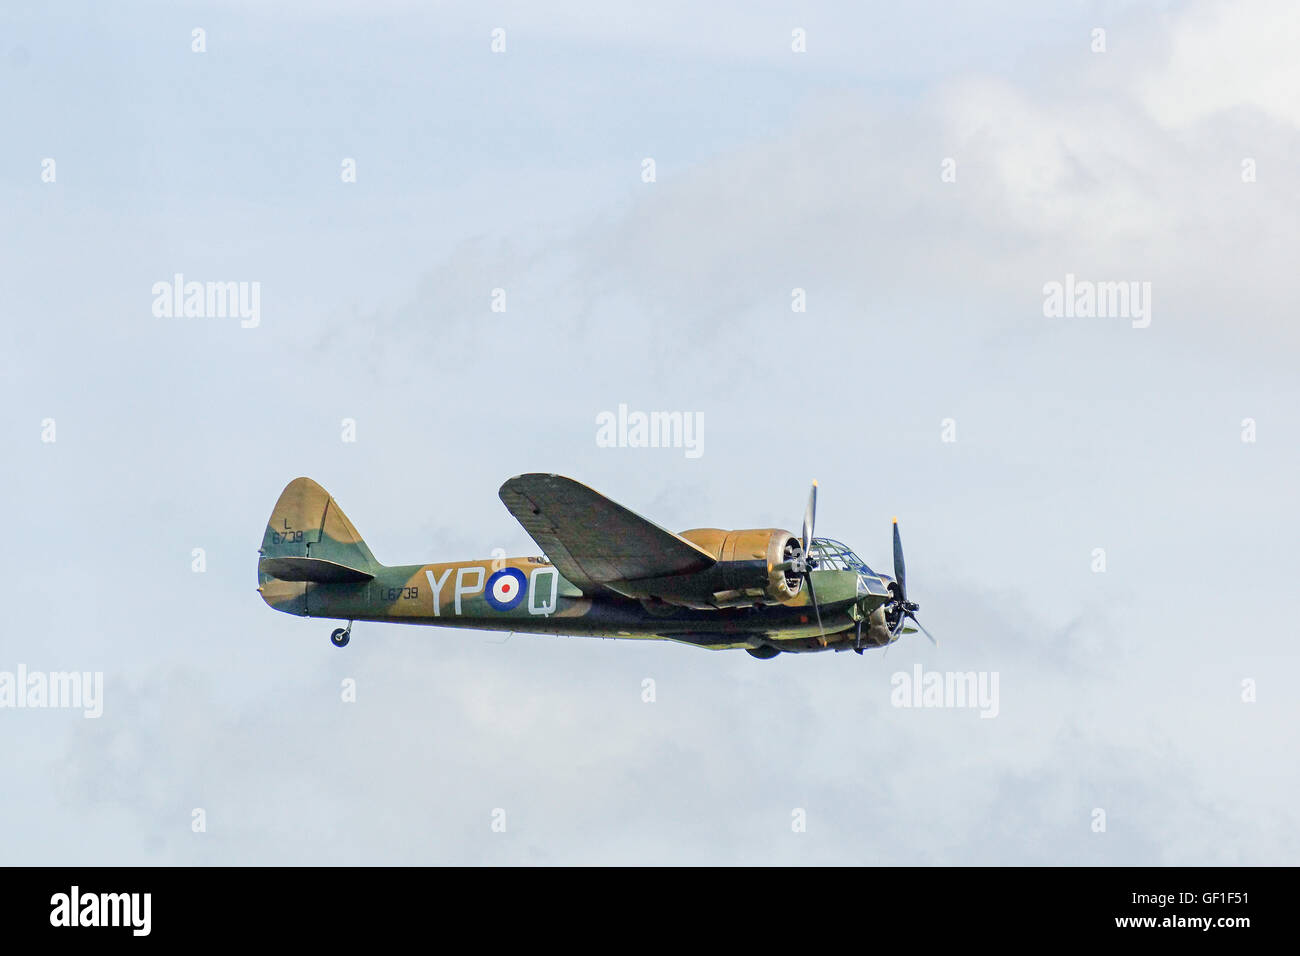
[676,528,803,607]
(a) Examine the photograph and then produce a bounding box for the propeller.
[885,518,936,647]
[802,480,817,561]
[792,480,826,644]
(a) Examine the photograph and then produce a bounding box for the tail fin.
[258,477,379,585]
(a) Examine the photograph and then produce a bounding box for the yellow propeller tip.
[812,479,818,486]
[892,516,898,524]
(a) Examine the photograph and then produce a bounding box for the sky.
[1,0,1297,865]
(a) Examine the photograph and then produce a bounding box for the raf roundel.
[484,567,527,611]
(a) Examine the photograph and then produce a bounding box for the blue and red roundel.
[484,567,527,611]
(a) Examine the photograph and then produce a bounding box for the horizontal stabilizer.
[258,556,374,583]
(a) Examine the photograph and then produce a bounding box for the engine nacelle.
[677,528,803,607]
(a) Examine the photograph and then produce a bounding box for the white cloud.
[1140,0,1300,129]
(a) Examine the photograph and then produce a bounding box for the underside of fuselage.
[260,559,896,654]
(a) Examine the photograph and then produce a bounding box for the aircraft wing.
[499,474,716,593]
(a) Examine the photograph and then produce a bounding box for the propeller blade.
[805,570,826,645]
[908,613,938,647]
[802,480,818,558]
[892,517,906,601]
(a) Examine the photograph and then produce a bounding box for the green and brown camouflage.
[258,475,918,658]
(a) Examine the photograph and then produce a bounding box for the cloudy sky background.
[2,0,1297,864]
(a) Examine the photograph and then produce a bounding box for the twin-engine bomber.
[257,474,935,659]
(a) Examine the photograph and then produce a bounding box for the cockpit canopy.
[809,537,891,595]
[808,537,873,572]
